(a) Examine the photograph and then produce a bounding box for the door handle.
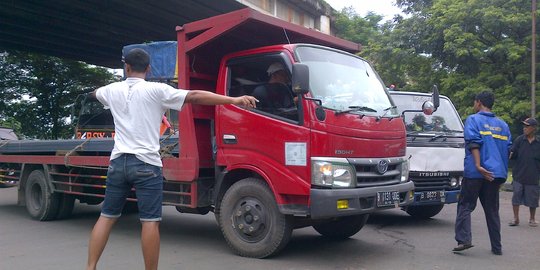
[223,134,237,144]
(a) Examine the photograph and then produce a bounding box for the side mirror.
[422,101,436,115]
[431,85,440,109]
[292,63,309,95]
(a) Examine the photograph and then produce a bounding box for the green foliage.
[0,51,117,139]
[418,0,538,136]
[333,7,384,45]
[333,0,539,140]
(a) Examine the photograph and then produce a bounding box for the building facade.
[236,0,335,35]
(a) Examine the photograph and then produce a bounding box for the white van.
[389,89,464,218]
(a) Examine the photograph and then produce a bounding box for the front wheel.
[406,204,444,219]
[218,178,293,258]
[313,214,369,239]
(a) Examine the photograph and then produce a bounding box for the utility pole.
[532,0,537,117]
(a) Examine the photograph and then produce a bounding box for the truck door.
[216,53,311,194]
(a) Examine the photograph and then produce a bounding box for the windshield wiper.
[381,105,397,118]
[335,105,377,115]
[429,134,448,142]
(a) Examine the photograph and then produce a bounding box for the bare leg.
[87,216,118,270]
[530,207,536,222]
[512,205,520,224]
[141,221,160,270]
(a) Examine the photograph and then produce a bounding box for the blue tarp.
[122,41,177,81]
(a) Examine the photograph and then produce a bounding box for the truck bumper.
[410,189,460,206]
[309,181,414,219]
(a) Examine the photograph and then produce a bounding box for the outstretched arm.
[87,90,98,101]
[185,90,257,108]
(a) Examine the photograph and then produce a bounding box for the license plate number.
[376,191,400,207]
[419,191,445,202]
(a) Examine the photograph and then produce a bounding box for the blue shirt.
[463,111,511,179]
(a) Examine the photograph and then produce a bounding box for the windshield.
[295,46,398,117]
[391,94,464,133]
[77,99,114,128]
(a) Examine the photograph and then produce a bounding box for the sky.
[325,0,402,20]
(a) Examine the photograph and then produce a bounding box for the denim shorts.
[101,154,163,221]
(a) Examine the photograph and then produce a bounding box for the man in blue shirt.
[453,91,511,255]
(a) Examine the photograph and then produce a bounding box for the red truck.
[0,8,414,258]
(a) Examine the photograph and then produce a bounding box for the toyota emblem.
[376,160,389,174]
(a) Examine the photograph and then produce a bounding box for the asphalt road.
[1,187,539,270]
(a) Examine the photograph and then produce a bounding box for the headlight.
[450,176,463,187]
[450,177,458,187]
[311,158,356,188]
[400,159,410,182]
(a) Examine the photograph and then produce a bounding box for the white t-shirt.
[95,77,188,167]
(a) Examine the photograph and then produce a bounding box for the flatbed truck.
[0,8,415,257]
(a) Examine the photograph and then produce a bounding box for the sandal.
[508,220,519,226]
[529,220,538,227]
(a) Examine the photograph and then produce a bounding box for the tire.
[218,178,293,258]
[406,204,444,219]
[313,214,369,239]
[25,170,60,221]
[56,193,75,219]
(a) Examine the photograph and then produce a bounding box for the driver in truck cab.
[252,62,296,115]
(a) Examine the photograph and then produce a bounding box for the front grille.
[348,157,404,188]
[410,176,450,191]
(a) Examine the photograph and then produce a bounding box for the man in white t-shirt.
[86,48,257,270]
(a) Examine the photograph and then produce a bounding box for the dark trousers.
[455,178,502,252]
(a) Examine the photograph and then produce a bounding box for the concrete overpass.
[0,0,245,68]
[0,0,339,69]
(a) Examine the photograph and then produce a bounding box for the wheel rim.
[231,197,269,243]
[30,183,43,211]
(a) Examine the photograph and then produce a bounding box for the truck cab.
[218,44,413,219]
[389,89,464,218]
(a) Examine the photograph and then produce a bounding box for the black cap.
[522,118,538,126]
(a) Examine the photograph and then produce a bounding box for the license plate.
[376,191,400,207]
[419,191,445,202]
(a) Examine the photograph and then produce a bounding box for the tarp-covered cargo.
[122,41,177,81]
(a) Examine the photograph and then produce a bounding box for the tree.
[333,0,538,138]
[333,7,384,46]
[396,0,538,135]
[0,51,117,139]
[333,7,445,92]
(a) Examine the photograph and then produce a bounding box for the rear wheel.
[406,204,444,219]
[313,214,369,239]
[25,170,60,221]
[218,178,293,258]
